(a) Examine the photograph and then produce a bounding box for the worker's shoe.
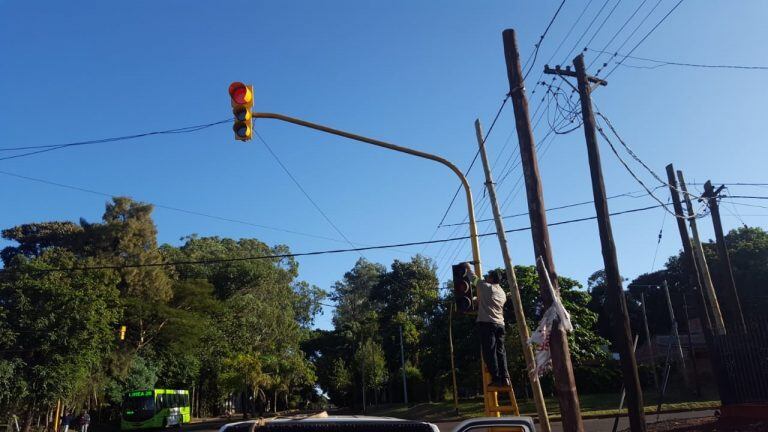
[489,377,511,389]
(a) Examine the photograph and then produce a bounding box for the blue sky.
[1,1,767,330]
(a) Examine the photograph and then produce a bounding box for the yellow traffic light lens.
[233,122,252,139]
[234,107,252,122]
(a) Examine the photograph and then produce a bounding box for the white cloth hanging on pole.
[528,256,574,377]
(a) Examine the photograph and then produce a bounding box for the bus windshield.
[123,395,155,413]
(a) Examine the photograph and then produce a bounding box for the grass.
[364,390,720,422]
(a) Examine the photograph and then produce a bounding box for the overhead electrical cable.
[8,203,667,275]
[0,119,231,162]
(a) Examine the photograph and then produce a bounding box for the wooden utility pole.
[665,164,712,334]
[662,280,690,390]
[475,119,551,432]
[679,293,702,397]
[399,325,409,405]
[703,181,747,332]
[565,53,645,432]
[639,292,659,392]
[502,28,584,432]
[677,171,726,335]
[447,302,460,416]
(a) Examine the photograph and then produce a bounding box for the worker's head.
[461,262,474,278]
[485,269,503,285]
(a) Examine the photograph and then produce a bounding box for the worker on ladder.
[466,264,511,388]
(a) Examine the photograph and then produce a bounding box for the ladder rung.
[488,405,518,414]
[486,385,513,392]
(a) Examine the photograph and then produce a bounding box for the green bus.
[121,389,190,431]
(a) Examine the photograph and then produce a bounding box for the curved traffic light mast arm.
[252,111,483,276]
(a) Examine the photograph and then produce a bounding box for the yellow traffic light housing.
[229,82,254,141]
[119,325,127,341]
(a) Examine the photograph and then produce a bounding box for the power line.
[255,131,364,258]
[588,49,768,71]
[593,113,701,219]
[603,0,686,79]
[440,187,659,227]
[594,109,702,200]
[434,95,509,228]
[0,119,231,162]
[0,169,356,244]
[6,203,667,274]
[522,0,568,80]
[586,0,650,71]
[721,195,768,200]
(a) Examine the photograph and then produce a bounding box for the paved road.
[434,410,715,432]
[186,410,715,432]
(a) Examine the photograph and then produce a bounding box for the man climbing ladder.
[457,263,519,417]
[474,268,511,388]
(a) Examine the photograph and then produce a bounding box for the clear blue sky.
[1,1,767,330]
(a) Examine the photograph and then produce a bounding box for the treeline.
[309,226,768,409]
[0,198,326,431]
[306,259,614,409]
[2,194,764,423]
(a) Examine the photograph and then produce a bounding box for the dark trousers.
[478,321,509,381]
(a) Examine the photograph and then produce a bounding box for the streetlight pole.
[250,111,484,276]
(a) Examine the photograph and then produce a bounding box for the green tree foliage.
[0,198,325,423]
[0,249,120,429]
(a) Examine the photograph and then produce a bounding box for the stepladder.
[482,357,520,417]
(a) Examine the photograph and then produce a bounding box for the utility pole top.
[544,64,608,86]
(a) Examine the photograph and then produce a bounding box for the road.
[434,410,715,432]
[187,409,714,432]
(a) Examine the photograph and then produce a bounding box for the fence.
[710,317,768,405]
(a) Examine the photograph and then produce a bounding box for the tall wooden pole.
[475,119,551,432]
[502,28,584,432]
[677,171,726,335]
[703,181,747,332]
[665,164,712,334]
[662,280,690,390]
[448,302,460,416]
[640,292,659,392]
[679,293,702,397]
[399,325,409,405]
[573,53,645,432]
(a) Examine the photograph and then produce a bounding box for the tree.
[0,249,120,431]
[354,339,388,405]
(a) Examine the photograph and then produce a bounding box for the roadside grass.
[365,390,719,422]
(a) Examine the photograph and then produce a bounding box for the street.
[186,410,716,432]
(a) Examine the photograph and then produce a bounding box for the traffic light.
[452,263,474,313]
[119,325,127,341]
[228,82,254,141]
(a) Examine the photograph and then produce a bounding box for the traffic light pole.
[250,111,484,277]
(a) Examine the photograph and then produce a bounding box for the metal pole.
[703,181,747,332]
[252,111,483,276]
[573,53,645,432]
[677,171,726,335]
[475,119,550,432]
[663,280,690,390]
[640,292,660,392]
[502,28,583,432]
[399,325,409,405]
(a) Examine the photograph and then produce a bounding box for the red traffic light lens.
[229,82,252,105]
